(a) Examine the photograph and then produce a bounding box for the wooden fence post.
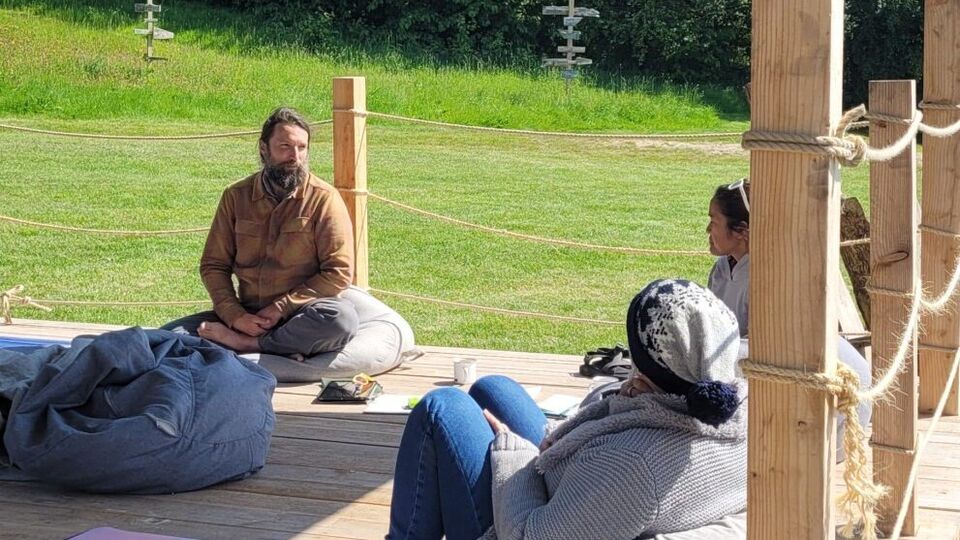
[747,0,843,539]
[333,76,369,289]
[868,80,918,536]
[920,0,960,416]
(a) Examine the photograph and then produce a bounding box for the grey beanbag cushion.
[245,286,420,382]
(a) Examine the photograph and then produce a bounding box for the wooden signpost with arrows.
[542,0,599,86]
[134,0,174,61]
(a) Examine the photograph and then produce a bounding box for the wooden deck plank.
[0,484,388,539]
[0,502,359,540]
[1,319,958,539]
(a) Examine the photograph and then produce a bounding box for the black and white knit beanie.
[627,279,742,426]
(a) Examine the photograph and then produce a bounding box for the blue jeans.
[387,375,547,540]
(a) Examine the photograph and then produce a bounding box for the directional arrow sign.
[558,29,581,40]
[134,3,161,12]
[557,45,586,54]
[543,6,599,17]
[542,57,593,67]
[134,27,175,39]
[563,17,582,27]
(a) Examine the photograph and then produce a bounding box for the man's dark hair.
[712,182,750,233]
[260,107,312,146]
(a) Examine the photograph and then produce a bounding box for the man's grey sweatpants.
[161,297,359,357]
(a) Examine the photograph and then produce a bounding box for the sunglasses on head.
[726,178,750,213]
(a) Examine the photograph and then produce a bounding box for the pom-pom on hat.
[626,279,742,426]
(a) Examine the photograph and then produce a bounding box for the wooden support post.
[332,76,369,289]
[146,0,155,59]
[747,0,842,539]
[920,0,960,415]
[868,80,919,536]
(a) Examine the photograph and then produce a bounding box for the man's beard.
[262,158,309,201]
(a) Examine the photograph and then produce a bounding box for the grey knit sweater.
[480,390,747,540]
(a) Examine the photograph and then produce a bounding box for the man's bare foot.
[198,322,261,353]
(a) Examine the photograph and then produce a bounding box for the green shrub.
[210,0,549,64]
[844,0,922,105]
[580,0,750,86]
[208,0,920,102]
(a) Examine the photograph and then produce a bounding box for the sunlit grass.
[0,1,874,353]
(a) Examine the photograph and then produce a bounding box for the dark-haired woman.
[706,179,751,337]
[705,178,872,461]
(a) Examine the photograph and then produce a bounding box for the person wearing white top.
[705,178,871,461]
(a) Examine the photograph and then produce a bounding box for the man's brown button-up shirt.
[200,172,354,327]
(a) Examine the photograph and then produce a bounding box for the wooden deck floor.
[1,319,958,540]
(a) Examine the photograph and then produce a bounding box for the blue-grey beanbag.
[3,327,276,494]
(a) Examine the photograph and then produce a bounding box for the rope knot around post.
[741,104,923,167]
[1,285,53,325]
[739,359,888,540]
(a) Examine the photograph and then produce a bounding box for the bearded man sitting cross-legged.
[162,107,358,356]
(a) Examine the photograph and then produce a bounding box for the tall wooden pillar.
[333,76,370,289]
[868,80,918,536]
[920,0,960,416]
[747,0,843,538]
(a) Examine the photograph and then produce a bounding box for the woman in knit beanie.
[386,279,748,540]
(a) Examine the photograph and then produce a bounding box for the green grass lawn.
[0,1,872,354]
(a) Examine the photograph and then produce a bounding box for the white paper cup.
[453,359,478,385]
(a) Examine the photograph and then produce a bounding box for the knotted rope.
[742,105,922,167]
[739,360,887,539]
[1,286,52,325]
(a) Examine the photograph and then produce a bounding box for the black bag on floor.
[579,344,633,380]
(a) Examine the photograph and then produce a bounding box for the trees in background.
[217,0,921,102]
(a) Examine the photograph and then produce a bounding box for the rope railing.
[742,105,921,167]
[0,285,619,327]
[1,112,743,142]
[743,101,960,169]
[0,197,712,255]
[368,192,710,257]
[0,201,872,252]
[0,120,332,140]
[840,237,870,247]
[352,110,743,140]
[369,288,620,326]
[1,286,52,325]
[866,109,960,139]
[0,287,212,325]
[0,102,951,150]
[0,215,207,236]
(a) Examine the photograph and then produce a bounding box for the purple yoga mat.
[66,528,196,540]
